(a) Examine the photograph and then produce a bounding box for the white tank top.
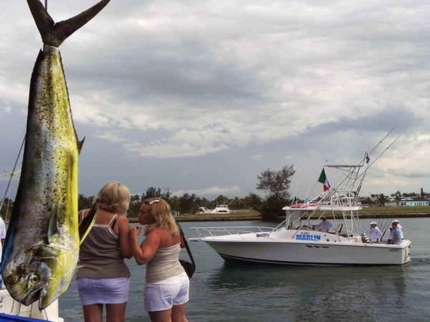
[146,244,184,283]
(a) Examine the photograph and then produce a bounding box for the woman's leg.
[106,303,128,322]
[82,304,103,322]
[148,308,173,322]
[172,304,188,322]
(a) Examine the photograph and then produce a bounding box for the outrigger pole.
[365,127,396,158]
[324,128,399,195]
[354,129,400,195]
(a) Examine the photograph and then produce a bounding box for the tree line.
[76,165,297,220]
[0,165,296,221]
[1,164,427,221]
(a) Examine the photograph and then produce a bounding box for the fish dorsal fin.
[78,137,85,154]
[79,203,97,244]
[27,0,111,47]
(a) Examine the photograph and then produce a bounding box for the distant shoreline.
[128,210,430,223]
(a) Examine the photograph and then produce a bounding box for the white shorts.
[77,277,130,305]
[144,272,189,312]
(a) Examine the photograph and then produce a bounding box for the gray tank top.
[77,214,130,279]
[146,244,184,283]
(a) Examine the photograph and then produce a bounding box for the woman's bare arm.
[130,228,161,265]
[117,216,133,259]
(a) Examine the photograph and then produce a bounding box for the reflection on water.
[207,263,408,322]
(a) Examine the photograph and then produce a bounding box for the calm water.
[60,218,430,322]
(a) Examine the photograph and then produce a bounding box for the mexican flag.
[318,168,330,191]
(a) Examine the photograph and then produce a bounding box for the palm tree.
[376,194,388,207]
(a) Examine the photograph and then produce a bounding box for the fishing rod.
[0,135,25,217]
[380,216,398,241]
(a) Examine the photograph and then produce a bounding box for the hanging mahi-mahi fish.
[1,0,111,310]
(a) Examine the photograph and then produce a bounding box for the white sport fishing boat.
[191,191,411,265]
[197,204,230,214]
[190,135,411,266]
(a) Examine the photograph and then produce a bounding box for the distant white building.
[399,199,430,206]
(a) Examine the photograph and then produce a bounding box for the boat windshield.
[281,187,363,238]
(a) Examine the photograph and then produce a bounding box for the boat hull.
[201,230,411,266]
[0,288,63,321]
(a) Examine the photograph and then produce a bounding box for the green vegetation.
[254,165,295,221]
[360,206,430,216]
[171,206,430,223]
[2,163,430,222]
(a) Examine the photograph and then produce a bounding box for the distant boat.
[197,204,230,214]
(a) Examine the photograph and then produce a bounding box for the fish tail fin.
[78,137,85,154]
[27,0,111,47]
[79,203,98,244]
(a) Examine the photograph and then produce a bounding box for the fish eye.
[28,274,40,286]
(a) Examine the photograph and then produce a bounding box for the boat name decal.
[296,234,321,241]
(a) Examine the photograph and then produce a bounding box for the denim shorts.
[77,277,130,305]
[144,272,189,312]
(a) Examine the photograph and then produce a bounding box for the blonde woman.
[130,198,189,322]
[77,182,133,322]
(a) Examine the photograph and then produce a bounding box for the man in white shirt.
[0,216,6,289]
[369,221,382,242]
[314,216,333,233]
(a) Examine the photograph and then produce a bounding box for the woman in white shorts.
[77,182,133,322]
[130,198,190,322]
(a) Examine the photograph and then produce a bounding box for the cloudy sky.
[0,0,429,203]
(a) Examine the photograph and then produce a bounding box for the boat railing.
[189,226,276,240]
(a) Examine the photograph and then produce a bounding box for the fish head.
[2,243,78,310]
[2,259,51,306]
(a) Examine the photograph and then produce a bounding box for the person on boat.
[392,219,404,240]
[392,222,403,244]
[314,216,333,232]
[369,221,382,243]
[0,215,6,289]
[386,224,394,244]
[76,182,133,322]
[130,198,190,322]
